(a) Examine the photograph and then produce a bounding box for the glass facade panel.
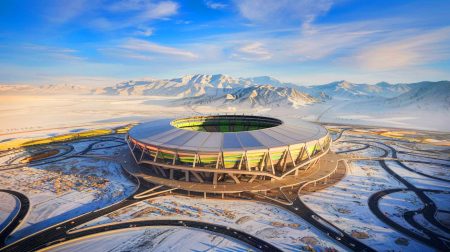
[198,153,218,168]
[223,152,243,169]
[178,152,196,166]
[269,148,286,167]
[289,144,304,162]
[159,149,175,164]
[145,145,158,160]
[246,151,265,169]
[299,147,309,161]
[306,142,317,156]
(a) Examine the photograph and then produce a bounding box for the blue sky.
[1,0,450,85]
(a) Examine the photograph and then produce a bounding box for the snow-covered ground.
[0,192,19,232]
[424,191,450,211]
[386,161,449,191]
[47,226,257,252]
[401,161,449,180]
[75,195,344,251]
[0,95,190,141]
[0,139,136,243]
[85,141,127,156]
[302,129,450,251]
[1,95,448,143]
[303,139,433,251]
[378,190,426,237]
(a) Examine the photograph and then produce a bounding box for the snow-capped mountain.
[299,80,417,100]
[376,81,449,110]
[1,75,448,112]
[180,85,317,108]
[95,74,245,97]
[0,84,91,95]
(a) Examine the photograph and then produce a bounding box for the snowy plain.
[47,226,258,252]
[0,140,136,243]
[75,195,345,251]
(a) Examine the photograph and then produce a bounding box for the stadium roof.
[128,118,328,153]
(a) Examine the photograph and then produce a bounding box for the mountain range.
[1,74,449,112]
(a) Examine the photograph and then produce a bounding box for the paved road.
[2,131,448,251]
[0,136,126,171]
[55,220,280,252]
[0,137,279,252]
[368,188,449,250]
[247,185,376,250]
[348,141,450,250]
[0,190,30,247]
[397,151,450,163]
[76,138,126,155]
[0,145,75,171]
[0,177,152,252]
[288,192,375,251]
[332,128,350,142]
[335,143,369,154]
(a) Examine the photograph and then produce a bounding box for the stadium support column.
[213,153,220,185]
[281,150,288,173]
[268,150,275,175]
[244,152,250,171]
[238,154,244,170]
[139,148,145,162]
[213,172,218,185]
[317,139,323,152]
[288,145,296,167]
[259,152,267,171]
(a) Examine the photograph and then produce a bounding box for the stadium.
[126,115,331,193]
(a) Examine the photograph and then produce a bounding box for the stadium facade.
[126,115,330,192]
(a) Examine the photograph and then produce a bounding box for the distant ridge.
[180,84,317,108]
[1,74,449,112]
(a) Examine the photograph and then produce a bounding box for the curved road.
[247,180,376,250]
[0,138,279,252]
[346,140,450,250]
[0,190,29,247]
[1,132,448,251]
[50,220,281,252]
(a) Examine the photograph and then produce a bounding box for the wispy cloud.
[120,38,198,59]
[137,1,179,21]
[135,26,154,37]
[230,42,272,61]
[44,0,92,24]
[234,0,333,27]
[20,44,84,61]
[351,27,450,71]
[45,0,179,34]
[204,1,227,10]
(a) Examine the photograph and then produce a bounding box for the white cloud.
[106,0,179,20]
[230,42,272,61]
[235,0,333,27]
[205,1,227,10]
[53,0,179,31]
[287,23,384,61]
[106,0,146,12]
[121,39,198,59]
[135,26,154,37]
[21,44,84,61]
[352,27,450,71]
[138,1,179,21]
[45,0,92,23]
